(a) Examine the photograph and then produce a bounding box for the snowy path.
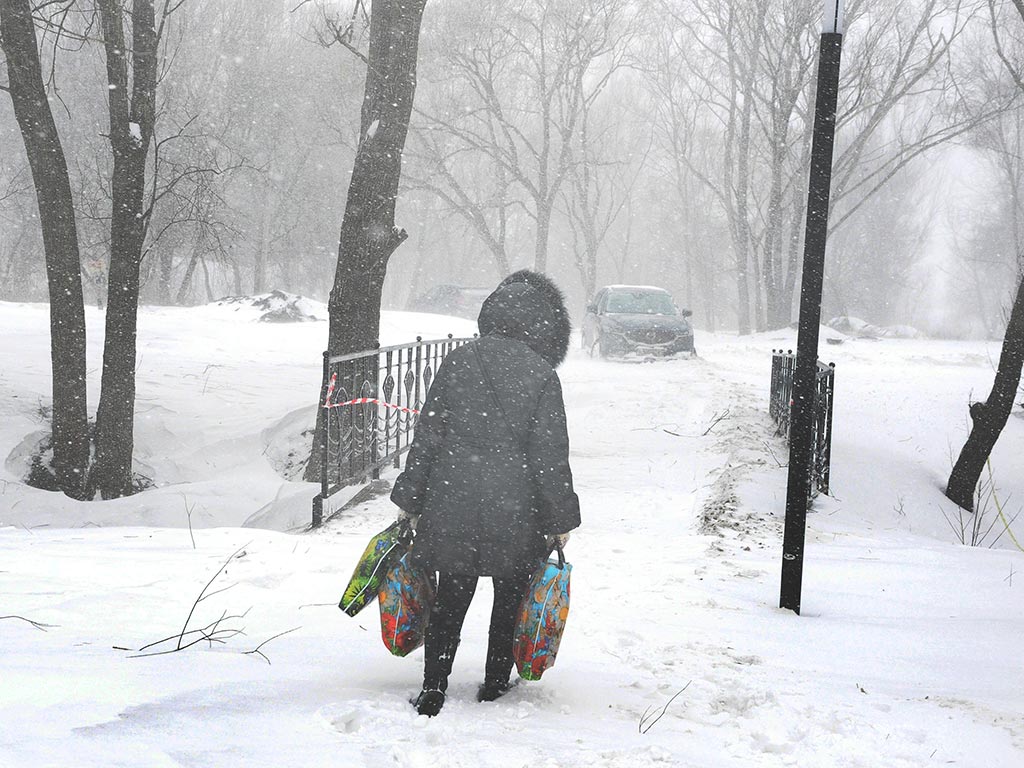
[2,302,1024,766]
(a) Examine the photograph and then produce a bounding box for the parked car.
[582,285,695,359]
[406,284,492,320]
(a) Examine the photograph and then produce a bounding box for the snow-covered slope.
[1,302,1022,767]
[0,300,476,529]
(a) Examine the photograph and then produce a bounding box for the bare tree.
[644,25,729,329]
[410,0,631,276]
[0,164,43,300]
[406,124,516,278]
[946,0,1024,511]
[561,80,651,303]
[946,275,1024,510]
[87,0,164,498]
[653,0,994,333]
[305,0,428,482]
[0,0,90,498]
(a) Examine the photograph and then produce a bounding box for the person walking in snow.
[391,269,581,717]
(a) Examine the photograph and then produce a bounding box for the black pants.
[422,569,533,692]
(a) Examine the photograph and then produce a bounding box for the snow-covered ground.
[1,300,1022,767]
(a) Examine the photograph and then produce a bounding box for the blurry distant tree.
[0,0,90,498]
[644,33,727,330]
[410,0,633,279]
[560,41,646,303]
[405,123,516,278]
[946,0,1024,511]
[654,0,994,333]
[823,163,935,326]
[79,0,344,308]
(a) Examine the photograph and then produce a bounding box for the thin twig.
[763,440,787,468]
[176,543,249,650]
[702,410,731,436]
[939,503,967,545]
[184,496,196,549]
[243,627,301,665]
[0,615,57,631]
[129,627,246,659]
[135,609,251,653]
[639,681,691,734]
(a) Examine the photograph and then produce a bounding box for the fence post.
[370,346,381,481]
[768,353,836,506]
[313,349,331,528]
[414,337,423,411]
[821,363,835,495]
[349,357,360,481]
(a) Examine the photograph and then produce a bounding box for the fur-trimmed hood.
[477,269,572,367]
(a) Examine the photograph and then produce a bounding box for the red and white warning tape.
[321,373,420,415]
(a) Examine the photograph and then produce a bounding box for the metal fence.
[770,349,835,496]
[312,334,476,526]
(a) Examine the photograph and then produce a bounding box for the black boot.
[413,688,446,717]
[476,678,515,702]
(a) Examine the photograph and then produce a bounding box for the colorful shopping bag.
[378,553,436,657]
[338,521,410,617]
[513,547,571,681]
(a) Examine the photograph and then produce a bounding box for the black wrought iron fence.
[770,349,835,496]
[312,334,476,526]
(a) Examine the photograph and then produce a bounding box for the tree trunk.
[781,109,815,327]
[945,274,1024,511]
[199,254,215,302]
[783,180,807,326]
[175,239,203,305]
[254,195,268,293]
[155,247,174,304]
[750,242,765,332]
[763,138,789,329]
[231,260,243,295]
[535,198,552,274]
[305,0,427,483]
[730,6,766,336]
[91,0,158,499]
[702,251,717,332]
[0,0,90,498]
[254,244,266,294]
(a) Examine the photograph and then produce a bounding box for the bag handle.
[547,542,566,570]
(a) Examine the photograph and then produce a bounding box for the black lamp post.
[780,0,845,615]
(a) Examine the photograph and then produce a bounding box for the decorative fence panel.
[770,349,835,496]
[312,334,476,526]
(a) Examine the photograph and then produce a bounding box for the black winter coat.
[391,273,581,576]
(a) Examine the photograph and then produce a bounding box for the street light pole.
[779,0,845,615]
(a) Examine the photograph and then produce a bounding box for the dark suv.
[582,285,695,359]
